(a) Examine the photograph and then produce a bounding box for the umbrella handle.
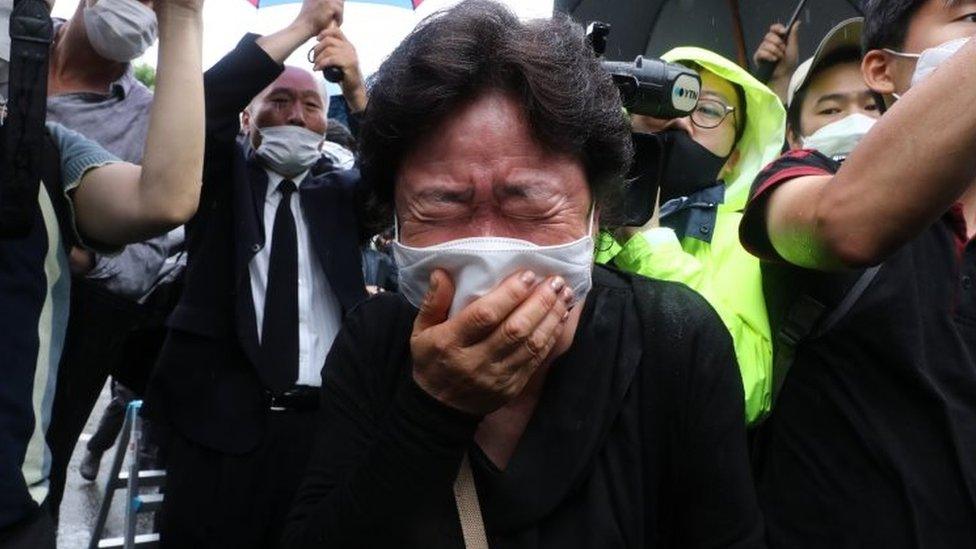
[322,66,344,83]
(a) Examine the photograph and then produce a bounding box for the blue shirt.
[0,122,119,528]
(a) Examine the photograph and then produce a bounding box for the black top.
[740,150,976,548]
[282,266,764,548]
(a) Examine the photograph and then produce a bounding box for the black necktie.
[261,179,299,392]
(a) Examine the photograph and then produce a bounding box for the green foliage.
[133,63,156,90]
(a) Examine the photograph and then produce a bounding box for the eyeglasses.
[690,98,736,130]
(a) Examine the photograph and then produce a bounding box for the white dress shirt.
[249,169,344,387]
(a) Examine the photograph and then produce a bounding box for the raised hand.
[309,24,367,112]
[410,269,574,416]
[753,22,800,103]
[256,0,343,65]
[294,0,344,38]
[754,23,800,79]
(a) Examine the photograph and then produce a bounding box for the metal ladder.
[88,400,165,549]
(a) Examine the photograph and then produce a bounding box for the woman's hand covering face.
[410,269,574,416]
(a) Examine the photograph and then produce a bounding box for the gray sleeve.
[46,122,123,191]
[46,122,124,254]
[85,228,185,301]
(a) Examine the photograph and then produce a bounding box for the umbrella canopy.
[248,0,422,9]
[557,0,863,67]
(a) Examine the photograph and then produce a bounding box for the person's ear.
[786,126,803,150]
[241,108,252,133]
[862,50,898,97]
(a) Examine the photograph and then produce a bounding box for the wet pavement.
[56,383,157,549]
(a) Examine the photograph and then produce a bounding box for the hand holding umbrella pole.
[308,21,344,83]
[754,0,808,84]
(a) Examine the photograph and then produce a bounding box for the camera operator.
[0,0,204,545]
[599,47,786,425]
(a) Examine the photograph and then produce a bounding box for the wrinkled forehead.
[255,66,325,104]
[395,91,590,208]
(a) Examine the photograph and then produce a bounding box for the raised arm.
[256,0,343,63]
[759,39,976,270]
[204,0,343,140]
[71,0,204,247]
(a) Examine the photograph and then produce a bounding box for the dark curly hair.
[358,0,633,232]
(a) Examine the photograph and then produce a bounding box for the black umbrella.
[557,0,864,70]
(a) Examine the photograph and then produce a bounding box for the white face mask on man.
[83,0,158,63]
[393,213,596,317]
[254,125,325,178]
[802,113,877,162]
[885,36,971,95]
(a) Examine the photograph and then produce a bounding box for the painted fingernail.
[561,287,574,304]
[521,271,537,285]
[550,277,566,293]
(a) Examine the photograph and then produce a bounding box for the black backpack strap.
[0,0,52,237]
[812,265,882,338]
[771,295,826,405]
[38,131,74,254]
[770,265,882,405]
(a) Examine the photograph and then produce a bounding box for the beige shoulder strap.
[453,454,489,549]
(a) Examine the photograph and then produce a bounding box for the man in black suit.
[146,0,369,546]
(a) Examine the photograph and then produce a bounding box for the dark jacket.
[282,267,764,548]
[148,34,367,454]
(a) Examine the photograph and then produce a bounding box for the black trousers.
[0,506,55,549]
[45,278,177,517]
[44,278,138,519]
[86,381,136,454]
[159,409,317,549]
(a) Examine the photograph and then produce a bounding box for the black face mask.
[657,129,729,203]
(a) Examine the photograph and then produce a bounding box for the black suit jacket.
[148,34,367,454]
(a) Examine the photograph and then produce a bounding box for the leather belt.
[266,385,320,412]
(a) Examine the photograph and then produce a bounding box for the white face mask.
[885,37,971,96]
[321,140,355,170]
[83,0,158,63]
[255,125,325,177]
[393,213,596,317]
[801,113,877,162]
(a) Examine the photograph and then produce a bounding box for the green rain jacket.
[597,47,786,424]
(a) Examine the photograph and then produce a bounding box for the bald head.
[243,65,329,149]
